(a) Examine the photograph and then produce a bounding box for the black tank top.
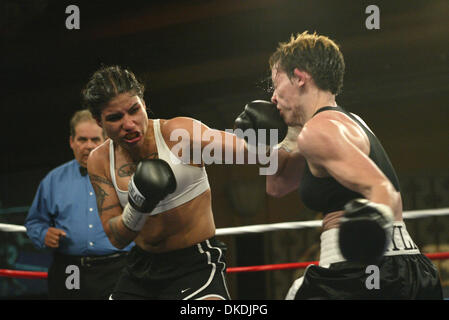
[298,106,400,215]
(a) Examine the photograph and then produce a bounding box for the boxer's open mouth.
[124,132,141,144]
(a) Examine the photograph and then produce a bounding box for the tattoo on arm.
[92,183,108,216]
[99,203,121,216]
[108,216,132,247]
[90,174,114,186]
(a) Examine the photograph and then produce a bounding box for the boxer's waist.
[54,252,128,267]
[319,221,420,267]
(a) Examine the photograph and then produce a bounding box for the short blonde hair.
[269,31,345,95]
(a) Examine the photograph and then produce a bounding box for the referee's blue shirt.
[25,159,134,256]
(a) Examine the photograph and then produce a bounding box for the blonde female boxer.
[263,31,443,299]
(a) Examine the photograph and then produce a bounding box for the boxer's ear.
[292,68,311,88]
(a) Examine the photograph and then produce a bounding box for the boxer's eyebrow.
[105,112,123,122]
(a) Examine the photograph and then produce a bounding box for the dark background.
[1,0,448,299]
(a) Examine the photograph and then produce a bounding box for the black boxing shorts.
[110,237,230,300]
[286,222,443,299]
[289,254,443,299]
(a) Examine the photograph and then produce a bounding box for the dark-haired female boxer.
[83,65,287,300]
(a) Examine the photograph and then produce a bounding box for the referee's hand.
[45,227,67,248]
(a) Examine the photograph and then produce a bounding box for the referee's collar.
[79,166,88,176]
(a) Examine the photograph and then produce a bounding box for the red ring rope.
[0,269,48,280]
[1,252,448,278]
[227,251,449,273]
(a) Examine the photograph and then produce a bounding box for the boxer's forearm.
[266,148,305,197]
[366,181,401,217]
[106,216,138,249]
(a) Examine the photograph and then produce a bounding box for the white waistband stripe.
[319,222,420,267]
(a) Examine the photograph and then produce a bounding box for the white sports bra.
[109,119,210,214]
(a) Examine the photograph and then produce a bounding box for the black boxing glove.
[338,198,394,264]
[234,100,288,152]
[121,159,177,231]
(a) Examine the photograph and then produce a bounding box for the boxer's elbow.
[370,180,396,203]
[110,238,128,250]
[107,232,133,249]
[266,177,292,198]
[266,184,281,198]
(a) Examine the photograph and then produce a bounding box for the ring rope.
[1,251,448,278]
[1,207,448,235]
[1,207,448,279]
[0,269,48,280]
[226,251,449,273]
[0,223,26,232]
[216,207,449,236]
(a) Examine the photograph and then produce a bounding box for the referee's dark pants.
[48,252,127,300]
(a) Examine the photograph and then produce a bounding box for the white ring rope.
[216,207,449,236]
[216,220,322,236]
[0,207,448,235]
[0,223,27,232]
